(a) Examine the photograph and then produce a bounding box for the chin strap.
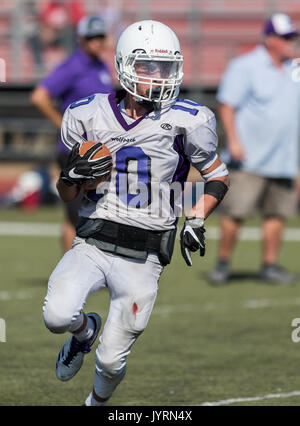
[134,96,158,111]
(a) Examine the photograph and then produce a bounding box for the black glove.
[180,217,205,266]
[60,142,112,186]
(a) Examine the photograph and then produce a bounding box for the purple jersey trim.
[171,135,190,221]
[172,134,190,187]
[108,92,149,131]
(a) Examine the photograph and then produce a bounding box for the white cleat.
[56,312,101,381]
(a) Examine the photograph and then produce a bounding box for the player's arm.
[189,156,230,219]
[30,86,63,129]
[56,176,81,203]
[180,157,229,266]
[180,113,229,266]
[57,105,112,202]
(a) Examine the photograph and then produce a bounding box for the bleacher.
[1,0,300,86]
[1,0,300,162]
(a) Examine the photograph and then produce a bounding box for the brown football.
[79,141,112,190]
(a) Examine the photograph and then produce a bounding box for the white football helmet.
[115,20,184,103]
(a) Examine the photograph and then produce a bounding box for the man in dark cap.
[31,15,113,252]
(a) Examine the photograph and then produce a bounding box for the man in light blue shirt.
[210,13,300,284]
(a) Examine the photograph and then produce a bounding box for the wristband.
[186,217,205,227]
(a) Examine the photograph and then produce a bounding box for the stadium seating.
[1,0,300,86]
[1,0,300,163]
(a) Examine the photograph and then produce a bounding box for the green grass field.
[1,207,300,406]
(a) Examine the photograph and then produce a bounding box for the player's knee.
[43,302,73,334]
[97,352,126,379]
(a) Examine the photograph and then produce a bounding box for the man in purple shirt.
[31,15,114,252]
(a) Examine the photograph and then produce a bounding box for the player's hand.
[60,142,112,186]
[180,217,205,266]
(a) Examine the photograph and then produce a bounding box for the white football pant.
[43,237,163,399]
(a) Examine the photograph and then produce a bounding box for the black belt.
[76,217,163,253]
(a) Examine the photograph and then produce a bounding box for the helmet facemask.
[116,52,183,104]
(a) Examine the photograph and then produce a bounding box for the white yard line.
[1,286,300,314]
[153,297,300,315]
[200,390,300,406]
[0,222,300,240]
[244,297,300,309]
[0,222,60,237]
[0,289,37,301]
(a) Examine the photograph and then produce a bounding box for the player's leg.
[43,239,108,380]
[209,170,265,283]
[260,178,297,283]
[85,253,163,406]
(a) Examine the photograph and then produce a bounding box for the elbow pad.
[201,162,228,182]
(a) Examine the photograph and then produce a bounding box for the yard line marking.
[0,289,39,301]
[153,297,300,316]
[244,297,300,309]
[186,226,300,241]
[1,288,300,314]
[1,222,300,240]
[200,390,300,406]
[152,304,193,316]
[0,222,60,237]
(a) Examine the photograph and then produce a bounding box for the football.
[79,141,112,190]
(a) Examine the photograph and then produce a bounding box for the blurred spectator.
[24,2,44,74]
[210,13,300,285]
[98,0,125,41]
[40,0,84,51]
[0,167,57,211]
[31,15,114,252]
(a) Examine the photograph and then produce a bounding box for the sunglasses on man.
[279,33,299,41]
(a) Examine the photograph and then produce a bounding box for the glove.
[60,142,112,186]
[180,217,205,266]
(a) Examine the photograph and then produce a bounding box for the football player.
[42,20,229,406]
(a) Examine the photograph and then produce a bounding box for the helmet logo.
[155,49,169,54]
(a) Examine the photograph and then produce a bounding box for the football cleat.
[56,312,101,381]
[209,260,230,284]
[259,264,296,284]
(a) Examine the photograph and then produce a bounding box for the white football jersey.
[61,92,218,230]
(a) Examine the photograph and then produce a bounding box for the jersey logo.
[161,123,172,130]
[111,136,136,143]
